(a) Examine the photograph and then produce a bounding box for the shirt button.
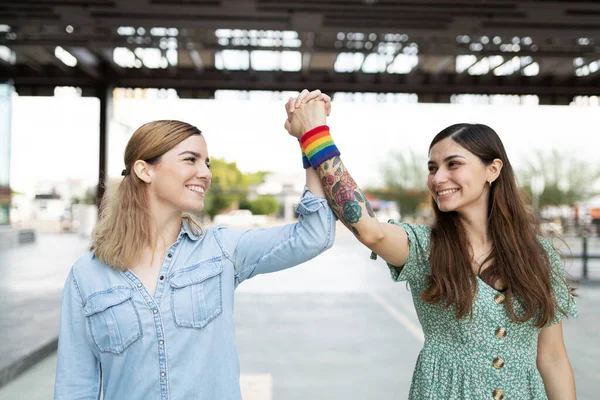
[493,389,504,399]
[159,340,164,345]
[167,253,172,258]
[160,372,166,377]
[495,327,507,339]
[494,293,505,305]
[159,276,164,280]
[153,309,158,314]
[137,283,142,288]
[493,357,505,369]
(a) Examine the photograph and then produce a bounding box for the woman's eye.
[448,162,460,168]
[206,163,211,169]
[428,167,436,173]
[185,157,196,163]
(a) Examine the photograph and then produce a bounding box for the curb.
[0,338,58,390]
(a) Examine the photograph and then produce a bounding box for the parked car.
[213,209,267,228]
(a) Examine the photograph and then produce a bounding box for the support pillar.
[0,83,13,226]
[95,84,113,211]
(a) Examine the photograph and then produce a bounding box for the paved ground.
[0,233,90,388]
[0,226,598,399]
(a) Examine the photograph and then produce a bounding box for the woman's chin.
[436,201,456,213]
[184,200,205,213]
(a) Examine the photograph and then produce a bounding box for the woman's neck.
[458,206,490,249]
[148,199,183,252]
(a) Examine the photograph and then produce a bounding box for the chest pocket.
[83,287,142,354]
[169,259,224,329]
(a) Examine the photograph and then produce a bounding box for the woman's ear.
[133,160,152,183]
[487,158,503,183]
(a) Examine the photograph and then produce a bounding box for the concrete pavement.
[0,225,598,399]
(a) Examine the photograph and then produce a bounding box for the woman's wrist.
[301,148,311,169]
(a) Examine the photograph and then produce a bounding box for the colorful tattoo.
[317,155,376,237]
[365,200,376,218]
[343,201,362,223]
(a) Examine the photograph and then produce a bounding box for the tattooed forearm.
[317,156,376,237]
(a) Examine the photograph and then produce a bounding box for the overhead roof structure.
[1,0,599,104]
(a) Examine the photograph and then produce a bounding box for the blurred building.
[578,195,600,236]
[30,192,69,232]
[249,172,304,220]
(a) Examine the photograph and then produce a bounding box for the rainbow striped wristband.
[301,149,311,169]
[299,125,340,169]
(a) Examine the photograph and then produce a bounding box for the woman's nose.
[197,165,211,179]
[432,170,447,187]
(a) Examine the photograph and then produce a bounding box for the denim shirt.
[54,188,335,400]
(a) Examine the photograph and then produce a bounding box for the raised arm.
[285,89,329,201]
[285,92,410,267]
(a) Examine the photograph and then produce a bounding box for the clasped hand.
[284,89,331,139]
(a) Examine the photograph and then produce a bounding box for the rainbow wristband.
[299,125,340,169]
[300,144,311,169]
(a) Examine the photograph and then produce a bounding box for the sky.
[8,92,600,196]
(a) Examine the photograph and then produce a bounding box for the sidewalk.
[0,233,90,388]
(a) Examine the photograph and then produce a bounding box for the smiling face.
[145,135,212,213]
[427,137,493,214]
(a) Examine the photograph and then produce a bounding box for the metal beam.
[188,49,204,73]
[42,47,75,75]
[458,57,482,76]
[2,63,599,97]
[0,58,15,74]
[88,46,124,76]
[4,38,599,61]
[68,47,101,80]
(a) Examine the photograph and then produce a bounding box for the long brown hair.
[91,120,203,270]
[422,123,560,327]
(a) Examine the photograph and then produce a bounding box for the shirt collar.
[180,218,202,241]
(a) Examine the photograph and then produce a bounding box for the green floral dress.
[380,221,577,400]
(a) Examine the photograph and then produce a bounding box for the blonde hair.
[91,120,203,270]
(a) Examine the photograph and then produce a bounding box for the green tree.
[238,198,252,211]
[518,149,600,207]
[72,186,97,205]
[202,158,272,219]
[249,195,280,215]
[377,150,429,218]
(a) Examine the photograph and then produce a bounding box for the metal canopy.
[1,0,600,102]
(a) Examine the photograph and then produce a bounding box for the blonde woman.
[54,95,334,399]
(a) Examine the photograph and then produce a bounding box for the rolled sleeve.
[294,186,329,215]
